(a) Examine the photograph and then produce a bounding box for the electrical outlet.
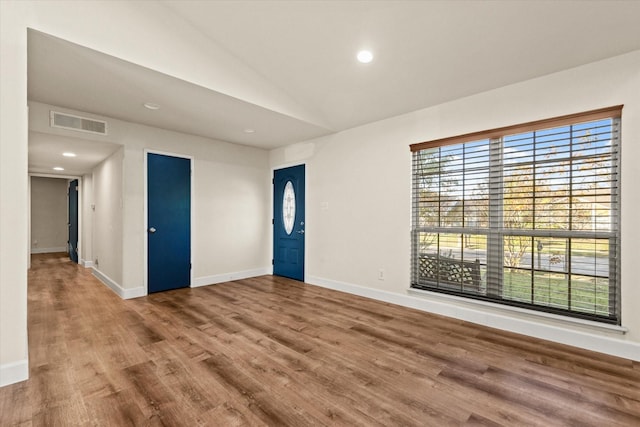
[378,269,385,280]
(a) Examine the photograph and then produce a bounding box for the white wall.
[0,0,29,387]
[271,50,640,360]
[30,177,68,253]
[29,101,271,297]
[92,147,124,286]
[119,118,271,293]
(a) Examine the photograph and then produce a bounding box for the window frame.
[410,106,622,324]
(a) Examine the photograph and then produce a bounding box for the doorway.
[147,152,192,293]
[68,179,79,263]
[273,164,305,281]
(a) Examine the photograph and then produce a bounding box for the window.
[410,106,622,324]
[283,180,296,235]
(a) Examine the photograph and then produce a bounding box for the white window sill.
[407,287,628,335]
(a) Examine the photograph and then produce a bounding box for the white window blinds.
[410,106,621,323]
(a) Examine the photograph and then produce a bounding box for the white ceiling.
[162,0,640,130]
[27,31,333,150]
[29,131,122,177]
[27,0,640,175]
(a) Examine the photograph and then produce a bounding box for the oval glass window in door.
[283,181,295,235]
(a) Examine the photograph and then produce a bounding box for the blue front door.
[147,153,191,293]
[68,179,78,263]
[273,165,305,281]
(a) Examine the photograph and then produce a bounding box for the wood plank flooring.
[1,253,638,426]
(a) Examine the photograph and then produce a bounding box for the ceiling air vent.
[50,111,107,135]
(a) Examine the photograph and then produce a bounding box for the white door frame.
[28,173,84,266]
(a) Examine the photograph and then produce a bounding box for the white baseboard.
[93,265,271,298]
[0,359,28,387]
[122,286,147,299]
[193,267,271,287]
[80,259,94,268]
[92,268,146,300]
[31,246,66,254]
[307,275,640,362]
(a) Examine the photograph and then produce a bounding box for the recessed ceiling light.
[63,152,76,157]
[244,128,256,134]
[53,167,64,171]
[357,50,374,64]
[143,102,161,110]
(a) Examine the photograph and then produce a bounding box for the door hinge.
[190,263,192,269]
[272,218,274,225]
[272,259,274,265]
[272,178,274,184]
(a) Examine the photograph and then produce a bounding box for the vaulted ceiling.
[27,1,640,174]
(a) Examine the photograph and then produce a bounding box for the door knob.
[297,229,305,234]
[149,227,156,233]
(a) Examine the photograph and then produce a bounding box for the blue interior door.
[273,165,305,281]
[68,179,78,263]
[147,153,191,293]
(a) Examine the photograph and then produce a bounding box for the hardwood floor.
[1,253,638,426]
